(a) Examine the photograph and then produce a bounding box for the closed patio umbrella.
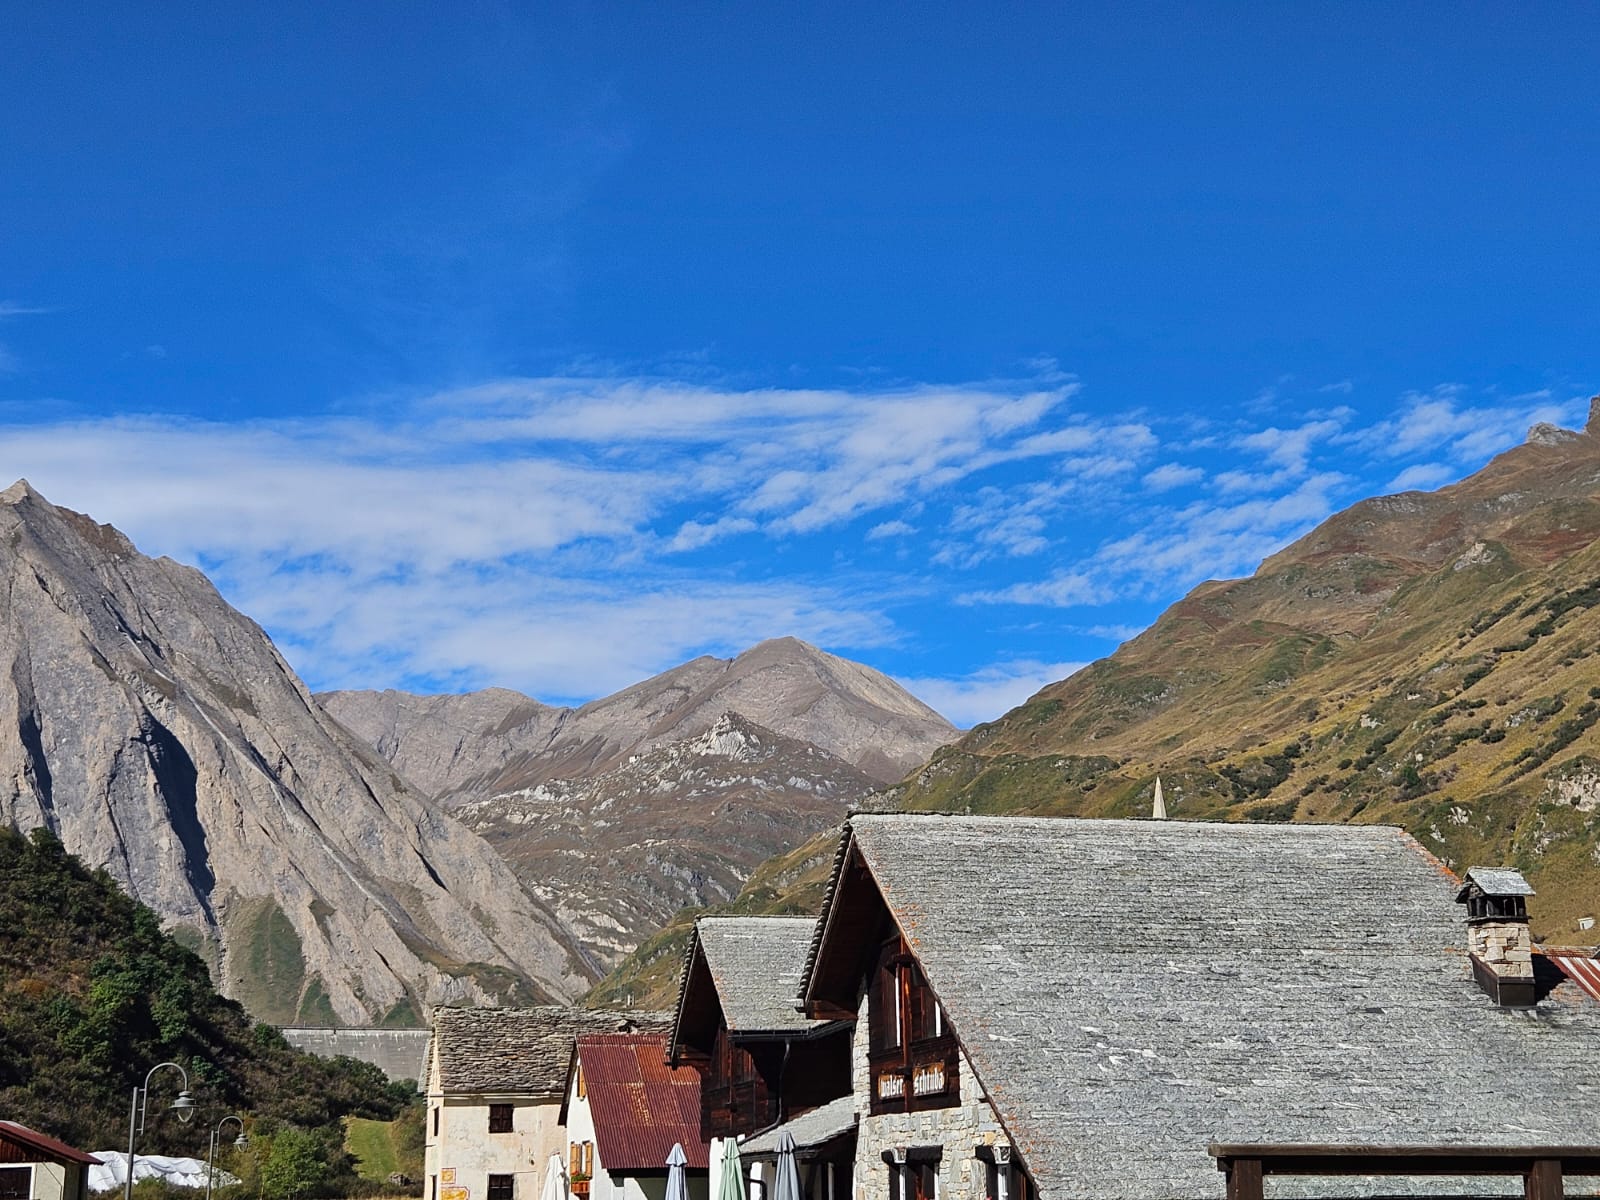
[666,1144,690,1200]
[718,1136,747,1200]
[541,1154,569,1200]
[771,1133,801,1200]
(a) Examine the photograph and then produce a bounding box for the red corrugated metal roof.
[576,1034,709,1172]
[0,1121,100,1165]
[1546,952,1600,1002]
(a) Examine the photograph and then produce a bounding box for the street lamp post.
[123,1062,198,1200]
[206,1116,247,1200]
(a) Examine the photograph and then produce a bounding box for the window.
[430,1177,437,1200]
[984,1160,1033,1200]
[432,1107,439,1136]
[488,1104,513,1133]
[570,1142,594,1177]
[576,1064,586,1099]
[870,936,958,1114]
[888,1160,937,1200]
[0,1169,30,1200]
[488,1176,514,1200]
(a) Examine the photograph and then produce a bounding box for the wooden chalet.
[793,814,1600,1200]
[0,1122,98,1200]
[668,917,853,1186]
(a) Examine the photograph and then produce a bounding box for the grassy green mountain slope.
[889,409,1600,944]
[589,409,1600,1008]
[0,826,414,1150]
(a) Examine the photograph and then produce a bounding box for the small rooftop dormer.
[1455,867,1535,1007]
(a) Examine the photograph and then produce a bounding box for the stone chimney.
[1455,867,1536,1007]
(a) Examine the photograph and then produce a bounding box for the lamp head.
[171,1091,197,1123]
[233,1133,249,1147]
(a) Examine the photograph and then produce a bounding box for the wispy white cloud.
[0,373,1090,698]
[1143,462,1203,491]
[0,302,53,319]
[1237,417,1344,472]
[1387,462,1456,492]
[2,369,1585,711]
[668,516,757,552]
[866,519,917,540]
[960,570,1108,608]
[1357,386,1587,464]
[895,658,1087,728]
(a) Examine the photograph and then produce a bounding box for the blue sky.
[2,4,1598,725]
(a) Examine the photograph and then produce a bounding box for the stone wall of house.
[847,985,1008,1200]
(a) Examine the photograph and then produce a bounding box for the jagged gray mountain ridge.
[0,481,595,1025]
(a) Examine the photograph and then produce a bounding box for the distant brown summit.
[891,401,1600,943]
[322,636,953,802]
[322,639,956,969]
[0,482,594,1023]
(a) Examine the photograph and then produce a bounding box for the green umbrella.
[718,1136,747,1200]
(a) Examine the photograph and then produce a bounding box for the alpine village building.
[0,1123,98,1200]
[559,1032,709,1200]
[422,812,1600,1200]
[424,1007,669,1200]
[668,917,854,1196]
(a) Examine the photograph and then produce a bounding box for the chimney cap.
[1456,867,1535,902]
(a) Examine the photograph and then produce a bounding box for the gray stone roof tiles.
[429,1006,669,1097]
[740,1095,858,1157]
[1461,867,1536,897]
[822,815,1600,1200]
[696,917,827,1035]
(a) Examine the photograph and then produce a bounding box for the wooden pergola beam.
[1208,1144,1600,1200]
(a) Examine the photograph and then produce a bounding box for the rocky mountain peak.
[1527,421,1584,447]
[0,484,593,1023]
[323,643,955,974]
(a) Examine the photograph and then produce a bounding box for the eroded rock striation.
[0,481,594,1024]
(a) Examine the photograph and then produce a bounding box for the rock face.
[0,481,594,1024]
[322,642,956,968]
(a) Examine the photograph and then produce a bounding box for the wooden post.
[1525,1159,1563,1200]
[1224,1158,1264,1200]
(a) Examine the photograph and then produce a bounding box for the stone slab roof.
[1460,867,1536,897]
[696,917,828,1034]
[812,815,1600,1200]
[429,1006,669,1097]
[739,1095,857,1158]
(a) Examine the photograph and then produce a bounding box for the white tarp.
[88,1152,240,1193]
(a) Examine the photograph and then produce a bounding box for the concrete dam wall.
[280,1026,431,1088]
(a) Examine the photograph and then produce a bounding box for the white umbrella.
[771,1133,801,1200]
[540,1154,569,1200]
[665,1143,689,1200]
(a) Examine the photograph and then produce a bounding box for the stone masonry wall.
[1467,921,1533,979]
[848,985,1009,1200]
